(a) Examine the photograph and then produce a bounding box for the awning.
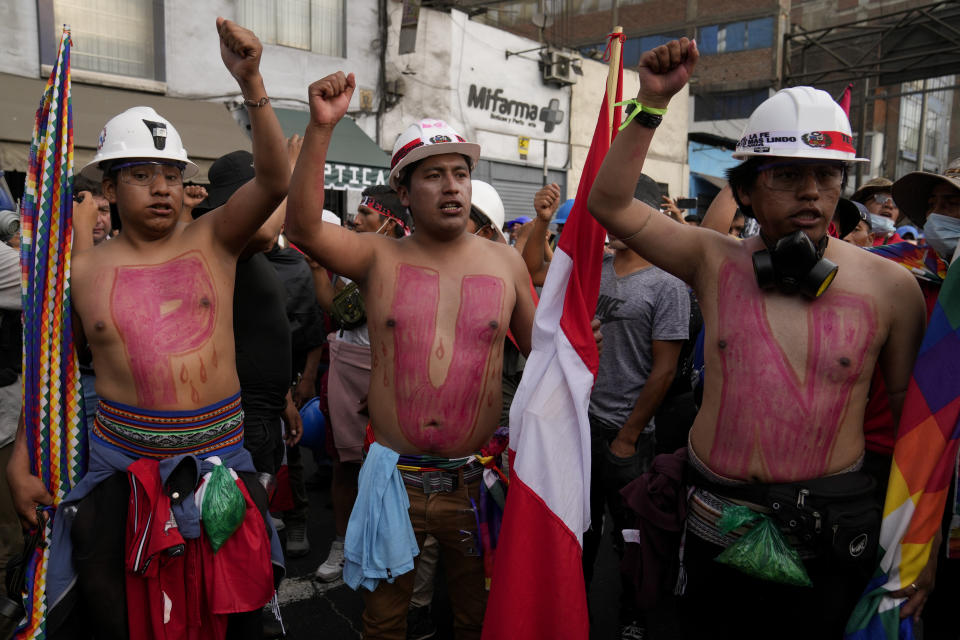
[0,72,251,181]
[274,108,390,191]
[692,172,728,190]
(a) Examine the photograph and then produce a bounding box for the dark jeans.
[284,442,309,524]
[582,415,655,624]
[243,411,284,476]
[679,532,872,640]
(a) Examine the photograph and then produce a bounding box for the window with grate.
[40,0,164,80]
[697,17,774,55]
[238,0,344,58]
[694,88,770,122]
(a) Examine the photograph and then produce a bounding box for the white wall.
[0,1,381,139]
[0,0,40,78]
[381,7,571,168]
[569,56,689,200]
[165,0,381,139]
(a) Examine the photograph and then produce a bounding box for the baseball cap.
[196,150,255,213]
[834,198,870,238]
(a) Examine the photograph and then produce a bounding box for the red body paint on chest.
[391,265,504,451]
[712,262,877,480]
[111,252,216,406]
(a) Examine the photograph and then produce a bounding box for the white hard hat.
[322,209,341,226]
[79,106,199,180]
[471,180,506,241]
[733,87,868,163]
[389,119,480,190]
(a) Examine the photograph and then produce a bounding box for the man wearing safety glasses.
[588,39,926,638]
[8,18,290,638]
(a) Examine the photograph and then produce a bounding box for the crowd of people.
[1,18,960,640]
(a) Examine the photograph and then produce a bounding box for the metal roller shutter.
[472,160,567,223]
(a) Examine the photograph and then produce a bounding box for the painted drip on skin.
[710,261,877,480]
[111,251,218,406]
[390,264,505,451]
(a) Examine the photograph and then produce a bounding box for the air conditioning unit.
[542,49,579,86]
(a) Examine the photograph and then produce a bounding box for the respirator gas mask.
[752,231,838,299]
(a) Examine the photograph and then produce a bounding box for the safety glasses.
[758,162,844,192]
[113,161,185,187]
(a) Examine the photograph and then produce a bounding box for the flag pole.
[606,26,623,143]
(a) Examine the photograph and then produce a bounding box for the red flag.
[838,83,853,117]
[481,32,624,640]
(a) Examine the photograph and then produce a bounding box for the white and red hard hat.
[389,118,480,190]
[733,87,868,163]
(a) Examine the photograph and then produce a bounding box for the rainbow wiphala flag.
[846,259,960,639]
[17,26,87,639]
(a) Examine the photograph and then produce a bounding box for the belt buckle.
[421,470,456,494]
[421,470,445,494]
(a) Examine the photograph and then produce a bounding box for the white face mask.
[868,213,895,237]
[923,213,960,261]
[375,219,390,235]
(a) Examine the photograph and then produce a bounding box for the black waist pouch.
[693,469,881,566]
[765,472,880,566]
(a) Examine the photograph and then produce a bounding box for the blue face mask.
[924,213,960,261]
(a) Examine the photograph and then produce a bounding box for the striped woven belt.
[398,455,484,494]
[91,393,245,460]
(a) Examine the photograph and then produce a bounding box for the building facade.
[475,0,958,199]
[0,0,387,212]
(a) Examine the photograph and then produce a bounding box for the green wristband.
[613,99,668,131]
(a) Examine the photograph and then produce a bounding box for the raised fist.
[216,17,263,85]
[307,72,356,128]
[183,185,208,209]
[636,38,699,109]
[534,183,562,222]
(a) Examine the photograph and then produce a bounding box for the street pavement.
[275,450,646,639]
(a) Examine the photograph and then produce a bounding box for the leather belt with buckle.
[400,461,484,494]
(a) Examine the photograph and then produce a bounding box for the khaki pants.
[361,478,487,639]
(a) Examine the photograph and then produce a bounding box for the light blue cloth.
[343,442,419,591]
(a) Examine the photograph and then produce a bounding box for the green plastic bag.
[201,462,246,553]
[714,505,812,587]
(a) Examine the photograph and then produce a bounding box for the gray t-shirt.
[589,254,690,428]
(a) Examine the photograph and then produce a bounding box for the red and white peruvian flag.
[482,36,624,640]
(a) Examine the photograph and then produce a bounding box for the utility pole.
[917,78,929,172]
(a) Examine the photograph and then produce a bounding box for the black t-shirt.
[233,252,291,417]
[264,245,326,376]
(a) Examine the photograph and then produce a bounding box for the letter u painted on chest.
[391,264,504,450]
[712,262,877,480]
[111,252,216,406]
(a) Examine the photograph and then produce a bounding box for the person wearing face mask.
[886,160,960,639]
[895,162,960,264]
[851,177,903,246]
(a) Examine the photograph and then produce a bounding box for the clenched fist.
[307,72,356,129]
[636,38,699,110]
[534,183,562,222]
[216,17,263,86]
